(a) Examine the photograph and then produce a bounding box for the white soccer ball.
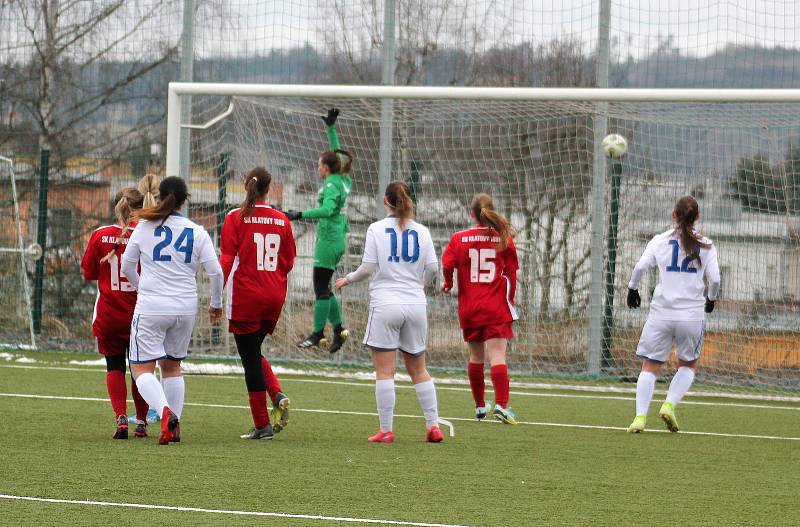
[602,133,628,159]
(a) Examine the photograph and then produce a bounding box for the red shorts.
[97,335,129,357]
[228,319,277,336]
[462,323,514,343]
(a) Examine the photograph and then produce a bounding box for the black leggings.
[105,354,126,373]
[234,333,268,392]
[313,267,335,300]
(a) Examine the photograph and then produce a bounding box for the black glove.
[705,298,715,313]
[284,210,302,221]
[627,288,641,309]
[322,108,339,126]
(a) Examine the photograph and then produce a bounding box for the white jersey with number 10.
[361,216,438,307]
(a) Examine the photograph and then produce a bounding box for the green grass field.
[1,351,799,526]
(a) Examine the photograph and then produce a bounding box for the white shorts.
[363,304,427,356]
[636,318,705,363]
[129,313,197,364]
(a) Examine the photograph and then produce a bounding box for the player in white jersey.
[335,181,443,443]
[121,176,224,444]
[625,196,721,433]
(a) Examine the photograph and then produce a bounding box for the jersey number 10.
[385,228,419,263]
[254,233,281,271]
[469,248,496,283]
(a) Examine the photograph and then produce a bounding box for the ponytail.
[239,166,272,218]
[100,187,144,264]
[335,148,354,174]
[673,195,710,264]
[138,173,159,209]
[385,181,414,230]
[136,176,189,225]
[470,193,515,251]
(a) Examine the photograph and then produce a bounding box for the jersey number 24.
[153,226,194,263]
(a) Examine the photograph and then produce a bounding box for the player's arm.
[322,108,341,152]
[283,221,297,273]
[120,228,142,289]
[627,239,657,308]
[502,237,520,304]
[422,229,439,286]
[219,213,238,285]
[81,232,100,280]
[198,231,224,310]
[704,244,721,303]
[337,226,377,288]
[299,181,341,220]
[441,235,457,292]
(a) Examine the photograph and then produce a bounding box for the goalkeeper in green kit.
[285,108,353,354]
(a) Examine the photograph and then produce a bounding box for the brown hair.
[136,176,189,225]
[471,193,515,251]
[99,187,144,263]
[674,195,710,264]
[335,148,353,174]
[319,151,341,174]
[385,181,414,230]
[138,173,159,209]
[239,166,272,218]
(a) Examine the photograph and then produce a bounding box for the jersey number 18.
[253,232,281,271]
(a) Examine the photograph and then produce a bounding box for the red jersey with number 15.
[81,224,138,337]
[220,203,296,322]
[441,226,519,329]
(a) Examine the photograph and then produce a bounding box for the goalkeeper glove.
[322,108,340,126]
[627,288,641,309]
[705,298,715,313]
[284,210,302,221]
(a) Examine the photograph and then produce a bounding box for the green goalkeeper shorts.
[313,237,345,270]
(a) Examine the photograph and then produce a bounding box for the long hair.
[673,195,710,264]
[471,193,515,251]
[385,181,414,230]
[136,176,189,225]
[239,166,272,218]
[99,187,144,263]
[138,173,159,209]
[319,151,341,174]
[335,148,354,174]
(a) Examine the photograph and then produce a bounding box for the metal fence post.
[32,148,50,334]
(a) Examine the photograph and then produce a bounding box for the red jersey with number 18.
[441,226,519,329]
[81,224,138,337]
[220,203,296,322]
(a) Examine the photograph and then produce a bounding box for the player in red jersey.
[441,193,519,425]
[81,175,159,438]
[220,167,297,440]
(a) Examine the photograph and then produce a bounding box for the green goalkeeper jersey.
[301,171,352,241]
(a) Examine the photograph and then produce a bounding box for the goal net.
[0,156,36,350]
[176,85,800,398]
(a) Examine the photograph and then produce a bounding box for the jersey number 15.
[469,248,496,283]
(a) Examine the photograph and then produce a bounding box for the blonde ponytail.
[138,173,159,209]
[385,181,414,230]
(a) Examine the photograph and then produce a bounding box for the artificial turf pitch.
[1,353,798,527]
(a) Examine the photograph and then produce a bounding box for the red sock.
[106,371,127,418]
[490,364,510,409]
[467,362,485,407]
[130,376,149,422]
[261,357,282,400]
[248,391,270,429]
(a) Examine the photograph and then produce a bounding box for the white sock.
[414,379,439,428]
[161,376,185,418]
[134,372,169,416]
[666,367,695,405]
[635,371,657,416]
[375,379,395,433]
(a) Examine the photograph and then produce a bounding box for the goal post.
[167,83,800,398]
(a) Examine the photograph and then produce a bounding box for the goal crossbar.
[165,83,800,178]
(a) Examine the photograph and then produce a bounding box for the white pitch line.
[0,494,477,527]
[1,392,798,442]
[3,363,799,411]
